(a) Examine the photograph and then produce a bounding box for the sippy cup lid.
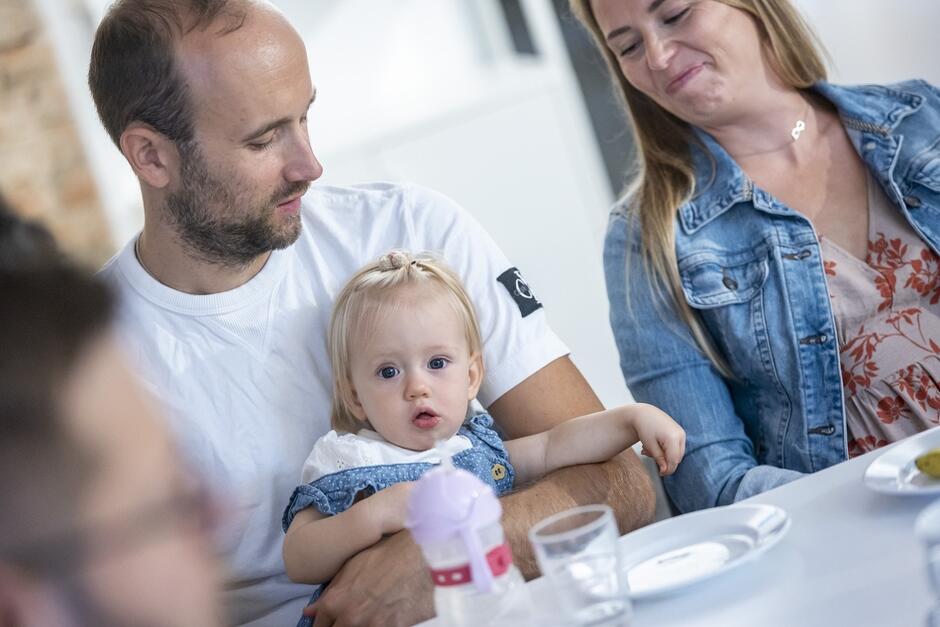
[405,451,502,546]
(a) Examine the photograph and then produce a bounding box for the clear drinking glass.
[529,504,632,626]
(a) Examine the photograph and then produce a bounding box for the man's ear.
[118,122,178,189]
[467,352,484,401]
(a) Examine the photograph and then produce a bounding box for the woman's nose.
[645,33,675,71]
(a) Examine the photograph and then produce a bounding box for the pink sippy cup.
[406,454,532,626]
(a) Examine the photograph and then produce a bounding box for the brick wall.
[0,0,112,267]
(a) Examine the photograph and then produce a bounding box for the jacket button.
[722,276,738,290]
[905,195,922,208]
[783,250,812,261]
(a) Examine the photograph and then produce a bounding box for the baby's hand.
[365,481,415,536]
[629,403,686,476]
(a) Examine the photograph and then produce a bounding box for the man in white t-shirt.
[89,1,654,625]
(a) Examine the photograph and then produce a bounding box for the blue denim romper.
[282,413,515,626]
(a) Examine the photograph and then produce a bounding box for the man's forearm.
[500,449,655,579]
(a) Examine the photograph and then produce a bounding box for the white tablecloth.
[421,430,939,626]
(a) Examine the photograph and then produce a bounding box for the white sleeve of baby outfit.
[401,185,570,407]
[300,431,372,484]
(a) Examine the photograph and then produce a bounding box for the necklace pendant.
[791,119,806,141]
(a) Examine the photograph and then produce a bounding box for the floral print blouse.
[822,174,940,458]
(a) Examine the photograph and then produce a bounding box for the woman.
[570,0,940,512]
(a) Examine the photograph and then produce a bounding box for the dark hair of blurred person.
[0,193,60,271]
[0,212,223,627]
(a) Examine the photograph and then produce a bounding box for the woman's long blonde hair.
[328,250,484,433]
[569,0,827,374]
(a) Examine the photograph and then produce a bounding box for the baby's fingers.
[661,432,686,475]
[641,439,667,475]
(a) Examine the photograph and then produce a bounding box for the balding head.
[89,0,287,148]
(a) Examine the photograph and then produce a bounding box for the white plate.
[619,504,790,601]
[864,426,940,495]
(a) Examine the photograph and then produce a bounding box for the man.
[88,1,655,625]
[0,212,223,626]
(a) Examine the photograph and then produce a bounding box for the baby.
[282,251,685,588]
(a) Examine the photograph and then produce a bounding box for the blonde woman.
[570,0,940,512]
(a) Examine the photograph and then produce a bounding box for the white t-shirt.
[98,183,568,627]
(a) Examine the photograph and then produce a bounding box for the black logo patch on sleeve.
[496,267,542,318]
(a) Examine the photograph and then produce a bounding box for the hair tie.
[378,249,414,271]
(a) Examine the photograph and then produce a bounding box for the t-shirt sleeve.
[402,185,569,407]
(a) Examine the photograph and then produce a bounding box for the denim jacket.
[604,80,940,513]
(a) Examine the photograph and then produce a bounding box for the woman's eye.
[664,7,689,25]
[428,358,447,370]
[378,366,399,379]
[619,42,641,57]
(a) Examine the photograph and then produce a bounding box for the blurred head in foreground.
[0,204,224,627]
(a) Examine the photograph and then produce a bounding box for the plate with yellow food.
[864,426,940,494]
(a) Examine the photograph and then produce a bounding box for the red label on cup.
[429,542,513,587]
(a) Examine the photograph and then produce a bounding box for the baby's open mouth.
[413,411,441,429]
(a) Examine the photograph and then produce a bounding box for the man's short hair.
[88,0,248,147]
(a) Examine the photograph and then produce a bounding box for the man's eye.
[249,140,273,151]
[378,367,399,379]
[428,358,447,370]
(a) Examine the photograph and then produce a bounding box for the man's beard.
[164,143,308,267]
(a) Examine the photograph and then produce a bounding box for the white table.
[421,433,938,626]
[629,446,933,627]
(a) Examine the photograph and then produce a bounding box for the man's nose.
[284,130,323,183]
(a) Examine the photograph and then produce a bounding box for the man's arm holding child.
[308,357,657,627]
[490,357,659,576]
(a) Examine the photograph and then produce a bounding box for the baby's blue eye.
[428,358,447,370]
[378,366,399,379]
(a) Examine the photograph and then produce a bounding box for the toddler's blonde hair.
[328,250,484,433]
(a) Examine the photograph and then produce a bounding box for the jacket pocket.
[679,246,770,309]
[908,137,940,192]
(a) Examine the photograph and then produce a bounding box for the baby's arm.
[505,403,685,485]
[283,482,413,584]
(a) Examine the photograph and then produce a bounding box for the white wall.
[793,0,940,85]
[286,0,629,406]
[37,0,940,408]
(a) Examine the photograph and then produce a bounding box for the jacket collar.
[679,81,925,234]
